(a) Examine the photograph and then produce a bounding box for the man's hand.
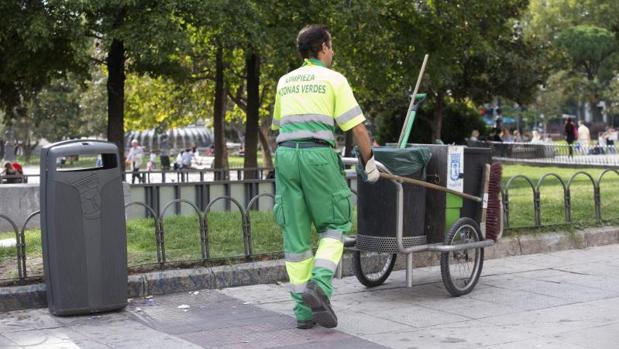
[365,155,380,183]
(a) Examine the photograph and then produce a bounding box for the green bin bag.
[356,146,431,178]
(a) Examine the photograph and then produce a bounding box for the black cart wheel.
[352,251,397,287]
[440,217,484,297]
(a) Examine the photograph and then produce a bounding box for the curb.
[2,226,618,313]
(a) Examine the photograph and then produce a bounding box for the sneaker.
[302,281,337,328]
[296,319,315,329]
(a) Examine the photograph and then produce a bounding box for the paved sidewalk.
[2,245,619,348]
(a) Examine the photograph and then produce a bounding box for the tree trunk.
[213,44,229,180]
[25,141,38,163]
[258,122,273,169]
[244,52,260,179]
[107,38,126,169]
[589,96,603,123]
[430,92,445,143]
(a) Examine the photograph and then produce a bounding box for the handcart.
[341,147,502,297]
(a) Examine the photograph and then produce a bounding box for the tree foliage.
[9,0,619,166]
[526,1,619,123]
[0,0,88,116]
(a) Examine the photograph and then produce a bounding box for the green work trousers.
[273,144,352,321]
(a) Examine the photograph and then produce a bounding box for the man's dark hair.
[297,24,331,59]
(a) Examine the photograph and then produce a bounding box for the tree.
[69,0,195,164]
[331,0,542,143]
[8,73,107,161]
[556,25,619,122]
[526,0,619,124]
[0,0,88,131]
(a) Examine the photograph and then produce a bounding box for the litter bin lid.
[373,146,431,176]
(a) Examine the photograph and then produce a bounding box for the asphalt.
[2,244,619,348]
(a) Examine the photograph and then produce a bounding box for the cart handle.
[379,173,482,203]
[342,157,481,202]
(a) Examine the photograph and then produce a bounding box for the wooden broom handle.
[379,172,482,203]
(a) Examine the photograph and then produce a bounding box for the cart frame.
[341,157,495,291]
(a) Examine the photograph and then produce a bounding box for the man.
[126,139,144,184]
[271,24,379,329]
[577,120,590,149]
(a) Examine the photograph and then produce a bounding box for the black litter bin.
[414,144,491,243]
[40,140,127,316]
[356,147,431,253]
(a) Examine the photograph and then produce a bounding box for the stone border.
[2,226,618,313]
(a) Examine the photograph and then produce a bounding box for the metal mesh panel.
[356,234,427,253]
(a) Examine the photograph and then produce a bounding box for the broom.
[377,161,503,241]
[484,162,503,241]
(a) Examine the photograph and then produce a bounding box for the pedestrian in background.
[577,121,590,147]
[564,118,577,158]
[1,161,20,183]
[126,139,144,184]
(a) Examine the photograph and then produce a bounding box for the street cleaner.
[271,24,379,329]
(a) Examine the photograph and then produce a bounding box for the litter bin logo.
[450,158,460,182]
[72,174,101,219]
[447,146,464,193]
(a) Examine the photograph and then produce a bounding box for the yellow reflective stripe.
[276,130,335,144]
[285,259,313,285]
[314,237,344,266]
[280,114,334,127]
[335,106,362,125]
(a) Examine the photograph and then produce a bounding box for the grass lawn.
[0,210,357,280]
[502,165,619,229]
[228,155,266,168]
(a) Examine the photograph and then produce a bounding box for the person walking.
[564,118,577,158]
[126,139,145,184]
[271,24,379,329]
[577,120,590,153]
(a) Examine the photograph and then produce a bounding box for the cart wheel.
[352,251,397,288]
[440,217,484,297]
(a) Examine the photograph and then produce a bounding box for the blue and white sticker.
[447,146,464,193]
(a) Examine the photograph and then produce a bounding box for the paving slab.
[2,244,619,348]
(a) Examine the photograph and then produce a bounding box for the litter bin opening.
[55,153,118,172]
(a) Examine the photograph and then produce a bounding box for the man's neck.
[304,58,326,67]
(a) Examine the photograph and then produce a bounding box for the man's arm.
[351,123,373,164]
[350,123,379,183]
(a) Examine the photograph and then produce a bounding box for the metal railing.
[469,140,619,167]
[0,167,274,185]
[503,169,619,229]
[3,169,619,284]
[0,193,275,284]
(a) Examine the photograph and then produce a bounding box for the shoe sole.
[296,321,315,330]
[302,286,337,328]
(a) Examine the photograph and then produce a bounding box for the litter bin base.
[356,234,427,253]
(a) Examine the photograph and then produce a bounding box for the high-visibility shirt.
[272,58,365,146]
